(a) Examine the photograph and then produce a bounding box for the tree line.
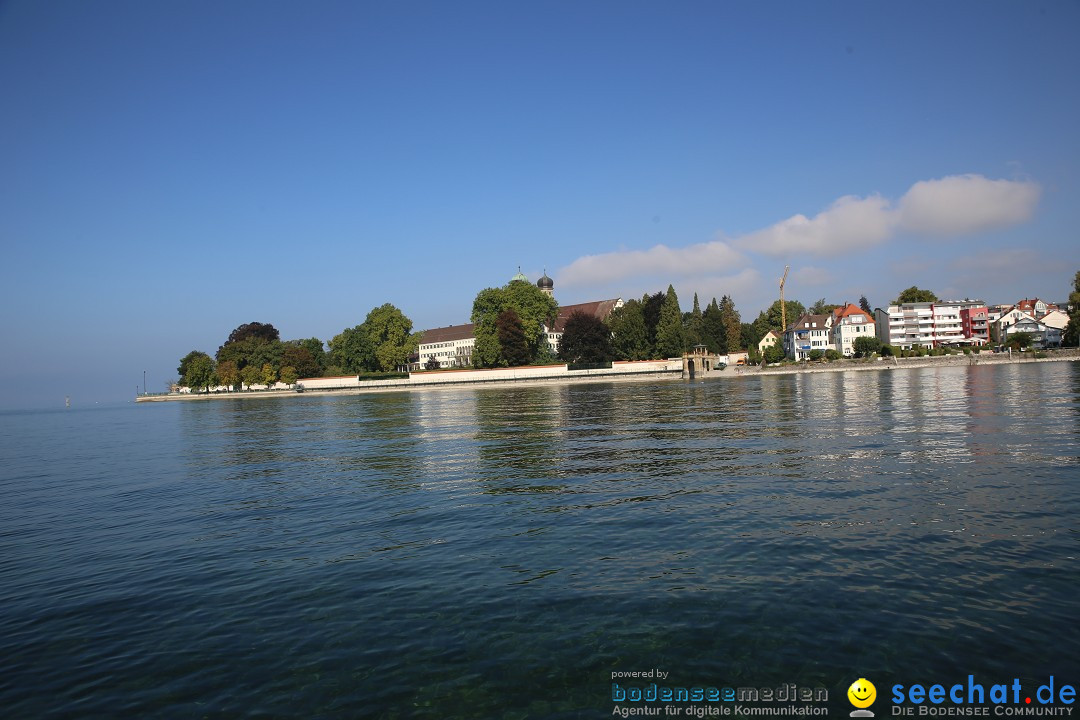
[177,304,420,391]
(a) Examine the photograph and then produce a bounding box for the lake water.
[2,362,1078,719]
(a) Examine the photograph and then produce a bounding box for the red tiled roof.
[831,303,875,325]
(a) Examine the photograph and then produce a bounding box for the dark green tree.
[608,300,650,360]
[719,295,742,352]
[894,286,938,304]
[684,293,704,351]
[1064,270,1080,346]
[701,297,726,353]
[558,311,614,365]
[853,336,882,357]
[364,303,421,372]
[763,344,785,364]
[328,325,375,373]
[655,285,685,358]
[859,295,872,314]
[641,291,665,353]
[178,351,216,391]
[471,282,558,367]
[281,344,321,379]
[809,298,840,315]
[497,309,531,366]
[1006,331,1034,350]
[218,322,279,358]
[751,299,806,342]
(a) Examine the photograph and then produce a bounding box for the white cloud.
[898,174,1040,235]
[736,194,897,257]
[791,266,833,287]
[556,174,1041,287]
[558,239,746,287]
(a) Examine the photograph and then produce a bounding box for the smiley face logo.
[848,678,876,713]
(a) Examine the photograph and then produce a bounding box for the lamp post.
[143,370,146,395]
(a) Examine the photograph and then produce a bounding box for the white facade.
[875,302,969,349]
[417,325,476,369]
[784,314,833,360]
[1001,312,1062,348]
[829,305,876,356]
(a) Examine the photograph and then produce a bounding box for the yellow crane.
[780,265,790,332]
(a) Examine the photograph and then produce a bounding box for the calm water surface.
[2,362,1078,718]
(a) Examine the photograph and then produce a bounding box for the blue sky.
[1,1,1078,408]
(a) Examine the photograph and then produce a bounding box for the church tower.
[537,269,554,297]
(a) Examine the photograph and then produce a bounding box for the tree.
[1064,271,1080,346]
[496,309,531,366]
[217,360,239,389]
[559,311,613,365]
[859,295,872,314]
[853,336,882,357]
[178,350,210,385]
[608,300,650,360]
[279,366,298,385]
[641,291,665,354]
[328,325,375,373]
[261,363,277,386]
[718,295,742,352]
[364,303,421,372]
[701,298,726,354]
[218,322,280,357]
[216,335,283,377]
[894,286,938,304]
[684,293,704,351]
[1006,331,1033,350]
[179,351,215,391]
[241,364,262,387]
[763,344,785,364]
[808,349,824,361]
[809,298,840,315]
[750,299,805,343]
[471,282,558,367]
[654,285,685,358]
[281,344,321,380]
[425,356,441,371]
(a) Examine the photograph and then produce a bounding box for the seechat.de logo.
[849,678,877,717]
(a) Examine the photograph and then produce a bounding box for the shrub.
[881,345,895,357]
[808,349,824,361]
[824,349,842,361]
[1034,351,1047,359]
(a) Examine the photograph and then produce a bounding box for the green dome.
[510,266,529,283]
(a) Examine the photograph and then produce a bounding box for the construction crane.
[779,265,790,332]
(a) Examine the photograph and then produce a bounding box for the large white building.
[874,301,976,349]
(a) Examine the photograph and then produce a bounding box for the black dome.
[537,272,553,289]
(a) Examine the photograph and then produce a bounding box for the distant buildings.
[415,269,622,369]
[873,300,983,350]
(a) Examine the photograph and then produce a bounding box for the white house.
[785,313,833,360]
[829,304,876,356]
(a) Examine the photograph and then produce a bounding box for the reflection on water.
[1,363,1078,718]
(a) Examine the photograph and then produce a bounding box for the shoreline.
[729,348,1080,378]
[136,349,1080,403]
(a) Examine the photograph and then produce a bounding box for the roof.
[419,323,475,345]
[831,303,875,326]
[549,299,622,333]
[764,330,781,339]
[787,313,832,332]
